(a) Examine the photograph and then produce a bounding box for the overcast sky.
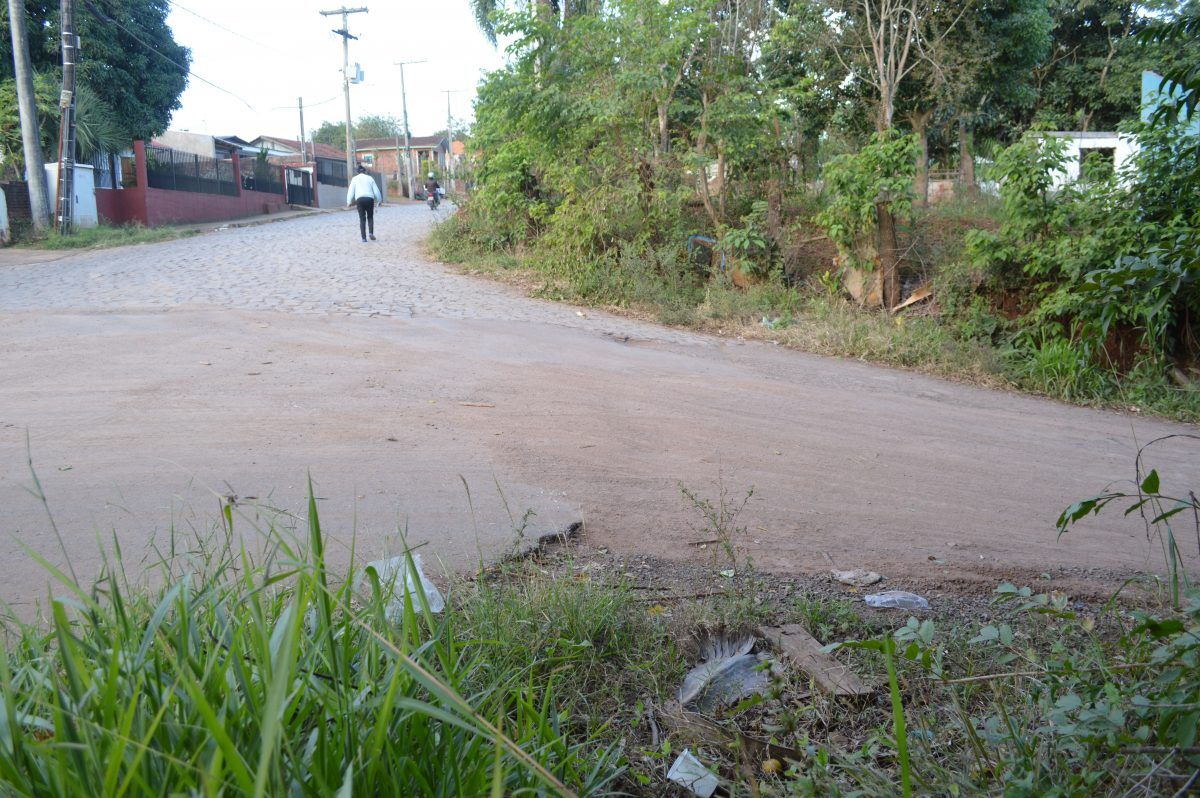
[163,0,505,141]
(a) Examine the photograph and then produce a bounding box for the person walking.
[346,165,382,242]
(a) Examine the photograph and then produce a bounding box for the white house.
[1034,131,1139,190]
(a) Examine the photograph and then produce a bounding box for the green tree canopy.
[1031,0,1199,131]
[311,115,404,147]
[1,0,190,142]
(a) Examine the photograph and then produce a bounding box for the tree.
[4,0,50,229]
[835,0,925,132]
[918,0,1051,192]
[1029,0,1197,131]
[311,120,345,148]
[312,115,404,148]
[1,0,190,142]
[80,0,190,140]
[354,113,402,138]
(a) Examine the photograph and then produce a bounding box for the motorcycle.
[427,190,440,211]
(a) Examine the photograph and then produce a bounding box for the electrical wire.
[165,0,289,56]
[84,0,257,110]
[271,93,342,111]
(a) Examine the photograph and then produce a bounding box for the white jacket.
[347,173,382,204]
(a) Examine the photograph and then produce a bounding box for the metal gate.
[285,167,313,206]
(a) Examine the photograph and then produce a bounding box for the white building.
[1034,131,1139,190]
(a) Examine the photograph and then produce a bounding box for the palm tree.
[470,0,598,45]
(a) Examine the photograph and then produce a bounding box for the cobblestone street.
[0,205,696,343]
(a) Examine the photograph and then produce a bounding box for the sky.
[163,0,506,142]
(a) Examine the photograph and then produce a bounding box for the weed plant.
[0,486,633,797]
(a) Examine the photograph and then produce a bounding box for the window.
[1079,148,1115,183]
[362,153,375,166]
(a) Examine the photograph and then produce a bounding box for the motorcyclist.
[424,172,441,206]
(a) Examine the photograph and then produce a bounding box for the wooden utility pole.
[7,0,51,231]
[394,133,402,195]
[56,0,79,233]
[442,89,454,188]
[319,6,367,179]
[297,97,308,164]
[394,59,425,201]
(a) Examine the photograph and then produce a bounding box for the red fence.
[95,141,295,227]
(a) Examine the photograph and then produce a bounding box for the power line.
[272,93,341,111]
[166,0,288,56]
[84,0,256,111]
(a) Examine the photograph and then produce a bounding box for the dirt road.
[1,204,1196,609]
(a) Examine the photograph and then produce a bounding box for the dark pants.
[356,197,375,239]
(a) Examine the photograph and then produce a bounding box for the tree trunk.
[535,0,554,76]
[697,92,718,227]
[657,99,669,156]
[877,203,901,310]
[957,116,976,197]
[7,0,51,231]
[715,145,726,218]
[876,78,893,133]
[911,109,932,206]
[766,178,782,242]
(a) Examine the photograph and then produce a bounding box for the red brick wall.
[145,187,288,226]
[95,186,286,226]
[96,185,149,226]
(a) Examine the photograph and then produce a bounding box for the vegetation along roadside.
[431,3,1200,423]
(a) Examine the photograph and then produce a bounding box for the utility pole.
[319,6,367,179]
[394,59,425,201]
[442,90,454,188]
[7,0,50,231]
[56,0,79,234]
[297,97,308,164]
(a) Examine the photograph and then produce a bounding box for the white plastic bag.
[864,590,929,610]
[667,749,720,798]
[362,553,445,619]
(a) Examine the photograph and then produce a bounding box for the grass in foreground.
[0,491,632,797]
[2,480,1198,796]
[24,224,191,251]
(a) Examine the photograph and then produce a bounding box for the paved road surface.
[1,204,1196,609]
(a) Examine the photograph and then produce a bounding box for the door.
[285,168,313,206]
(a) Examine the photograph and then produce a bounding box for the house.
[250,135,352,205]
[1034,131,1138,189]
[152,130,228,159]
[355,135,449,184]
[1035,70,1196,190]
[248,135,346,166]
